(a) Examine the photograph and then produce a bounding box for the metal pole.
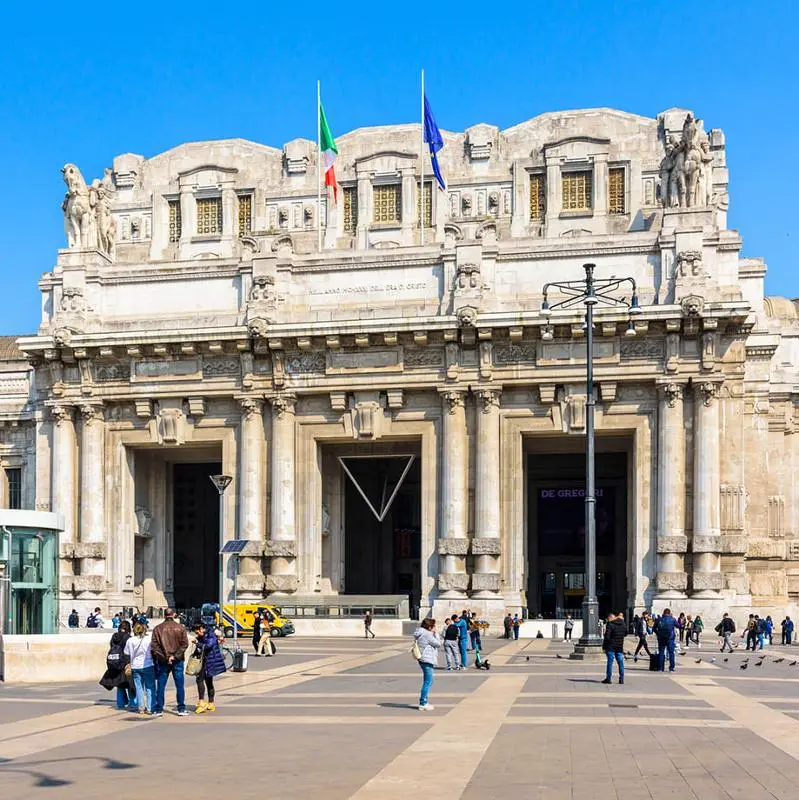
[420,68,425,247]
[317,80,322,253]
[581,263,600,647]
[233,554,239,652]
[218,491,224,607]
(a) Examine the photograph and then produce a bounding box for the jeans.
[786,632,793,645]
[470,629,481,650]
[459,637,468,667]
[758,633,765,650]
[564,628,573,640]
[605,650,624,681]
[657,639,676,672]
[418,661,435,707]
[721,632,734,652]
[153,660,185,713]
[444,640,460,669]
[513,626,520,640]
[132,666,156,712]
[116,686,137,710]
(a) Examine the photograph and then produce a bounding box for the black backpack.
[86,614,99,628]
[106,641,127,671]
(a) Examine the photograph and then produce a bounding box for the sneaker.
[195,702,208,715]
[176,709,190,716]
[420,704,435,711]
[633,656,638,663]
[151,711,163,718]
[206,703,216,712]
[618,679,624,685]
[601,679,612,684]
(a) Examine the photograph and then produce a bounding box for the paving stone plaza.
[3,636,799,799]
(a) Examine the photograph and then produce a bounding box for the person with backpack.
[192,622,227,714]
[443,616,461,670]
[654,608,678,672]
[757,616,767,650]
[632,612,652,662]
[86,607,105,629]
[412,618,442,711]
[67,609,80,629]
[252,611,262,653]
[99,620,137,710]
[765,616,774,646]
[745,615,758,650]
[602,612,627,685]
[512,614,522,641]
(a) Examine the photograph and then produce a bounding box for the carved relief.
[768,496,786,538]
[249,275,276,303]
[94,363,131,382]
[620,338,665,360]
[456,306,478,328]
[239,397,263,419]
[493,343,536,365]
[405,348,444,367]
[51,404,74,425]
[676,250,704,279]
[680,294,705,317]
[271,394,296,420]
[52,328,74,348]
[60,286,86,313]
[455,263,481,289]
[696,381,719,407]
[658,112,714,208]
[666,332,680,372]
[202,358,240,377]
[476,389,501,414]
[135,506,153,538]
[442,390,465,414]
[720,484,746,532]
[157,408,183,444]
[285,351,326,374]
[248,317,271,338]
[80,403,104,423]
[661,382,683,408]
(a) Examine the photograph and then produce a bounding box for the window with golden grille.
[373,184,401,224]
[529,173,545,220]
[608,167,626,214]
[168,199,182,243]
[196,197,223,235]
[343,186,358,233]
[237,194,253,236]
[561,171,592,211]
[417,181,432,227]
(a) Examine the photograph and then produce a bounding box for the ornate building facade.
[4,106,799,622]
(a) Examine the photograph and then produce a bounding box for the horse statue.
[61,164,93,249]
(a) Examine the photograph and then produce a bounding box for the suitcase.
[649,653,660,672]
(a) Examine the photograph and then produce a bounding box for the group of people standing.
[100,608,227,715]
[251,609,277,657]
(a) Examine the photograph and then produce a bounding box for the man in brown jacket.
[151,608,190,717]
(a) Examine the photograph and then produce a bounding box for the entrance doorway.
[172,462,221,608]
[528,449,628,618]
[342,455,421,611]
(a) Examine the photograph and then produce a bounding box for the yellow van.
[213,603,295,638]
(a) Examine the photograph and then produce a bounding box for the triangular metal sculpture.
[338,454,416,522]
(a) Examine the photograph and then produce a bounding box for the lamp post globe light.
[540,264,642,658]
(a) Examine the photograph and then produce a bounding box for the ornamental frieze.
[405,348,444,367]
[493,343,536,365]
[619,338,665,360]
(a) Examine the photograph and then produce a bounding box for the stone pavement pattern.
[2,637,799,799]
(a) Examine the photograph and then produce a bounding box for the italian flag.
[320,103,339,201]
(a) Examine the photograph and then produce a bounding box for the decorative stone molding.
[692,572,724,591]
[265,574,299,593]
[660,382,683,408]
[768,495,786,538]
[263,540,297,558]
[271,394,296,420]
[657,535,688,554]
[437,573,470,592]
[538,385,556,405]
[719,535,748,555]
[239,397,264,418]
[692,535,721,553]
[248,316,271,338]
[187,397,206,417]
[471,573,501,592]
[73,542,107,559]
[720,484,746,532]
[455,263,481,290]
[747,538,785,559]
[475,389,501,414]
[676,250,704,279]
[60,286,86,313]
[470,537,501,555]
[696,381,720,407]
[51,404,74,425]
[386,389,404,409]
[441,390,465,415]
[657,571,688,592]
[437,538,470,556]
[52,327,74,348]
[72,575,106,593]
[493,343,536,365]
[680,294,705,317]
[134,399,153,419]
[330,391,347,412]
[456,306,478,328]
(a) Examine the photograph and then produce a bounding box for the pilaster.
[77,402,106,592]
[238,397,266,598]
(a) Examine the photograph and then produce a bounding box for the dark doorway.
[528,452,627,619]
[343,456,421,610]
[172,462,221,608]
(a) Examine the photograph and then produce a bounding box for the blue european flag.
[423,94,446,191]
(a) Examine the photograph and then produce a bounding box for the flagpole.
[420,68,425,247]
[317,80,322,253]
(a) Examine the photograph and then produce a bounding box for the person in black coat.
[602,612,627,685]
[99,620,137,709]
[252,612,262,654]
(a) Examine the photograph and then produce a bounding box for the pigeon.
[526,656,530,662]
[695,658,702,664]
[723,658,729,663]
[755,660,764,667]
[679,651,687,657]
[740,663,748,670]
[556,653,563,659]
[790,660,798,666]
[774,658,785,664]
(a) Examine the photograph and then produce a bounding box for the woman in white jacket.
[413,618,442,711]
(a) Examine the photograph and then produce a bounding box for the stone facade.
[6,106,799,622]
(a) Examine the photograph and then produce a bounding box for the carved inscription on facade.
[620,338,666,360]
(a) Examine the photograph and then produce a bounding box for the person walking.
[756,615,767,650]
[455,612,469,668]
[654,608,678,673]
[124,622,155,715]
[364,612,376,639]
[715,613,736,653]
[413,618,442,711]
[151,607,189,717]
[443,616,461,671]
[692,615,704,649]
[512,614,521,641]
[192,623,227,714]
[87,607,105,629]
[100,619,137,710]
[745,615,758,651]
[683,615,694,649]
[676,613,687,646]
[257,621,275,657]
[503,613,513,640]
[68,609,80,629]
[602,612,626,685]
[765,616,774,646]
[564,614,574,641]
[633,612,652,663]
[782,616,794,646]
[252,611,262,654]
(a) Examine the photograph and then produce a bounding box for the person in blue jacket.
[192,623,227,713]
[782,616,795,646]
[654,608,678,673]
[454,613,469,670]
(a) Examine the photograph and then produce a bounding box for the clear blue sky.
[1,2,796,334]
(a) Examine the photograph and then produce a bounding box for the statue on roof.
[61,164,117,258]
[658,113,714,209]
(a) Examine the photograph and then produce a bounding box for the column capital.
[79,402,105,423]
[51,404,75,425]
[656,380,686,408]
[475,388,502,414]
[270,393,296,419]
[239,396,265,419]
[693,378,723,407]
[440,388,466,414]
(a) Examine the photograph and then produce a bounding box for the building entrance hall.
[527,440,630,619]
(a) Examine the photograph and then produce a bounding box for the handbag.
[185,648,204,676]
[411,641,422,661]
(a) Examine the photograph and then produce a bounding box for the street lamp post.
[541,264,641,654]
[209,473,233,635]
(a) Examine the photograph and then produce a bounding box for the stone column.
[266,395,297,594]
[655,383,688,598]
[438,390,468,598]
[238,397,266,598]
[78,403,106,591]
[692,380,723,597]
[52,405,77,546]
[473,389,502,597]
